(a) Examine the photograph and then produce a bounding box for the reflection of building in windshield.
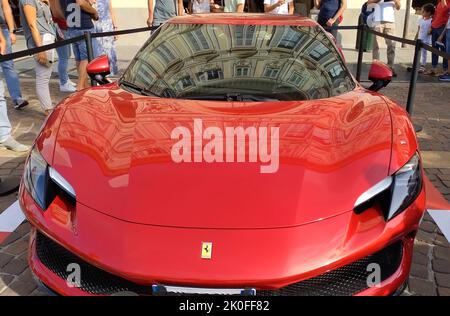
[126,23,353,101]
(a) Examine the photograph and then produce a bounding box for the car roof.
[168,13,318,27]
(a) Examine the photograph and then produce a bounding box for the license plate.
[152,285,256,295]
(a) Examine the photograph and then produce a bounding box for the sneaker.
[438,73,450,82]
[14,100,29,110]
[389,67,397,77]
[60,82,77,93]
[0,136,30,152]
[68,79,77,87]
[44,108,53,116]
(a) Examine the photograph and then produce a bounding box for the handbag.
[53,23,65,42]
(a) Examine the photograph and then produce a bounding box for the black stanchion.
[406,39,423,133]
[84,31,95,62]
[84,31,96,87]
[356,24,365,82]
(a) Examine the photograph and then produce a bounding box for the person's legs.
[35,60,53,111]
[384,22,396,69]
[443,29,449,71]
[0,28,27,108]
[0,80,28,151]
[0,81,12,142]
[98,22,119,75]
[76,29,94,90]
[109,42,119,75]
[420,48,427,67]
[56,43,70,86]
[439,29,450,81]
[431,27,440,71]
[77,60,89,90]
[447,28,450,69]
[56,40,76,92]
[372,24,382,61]
[68,28,92,90]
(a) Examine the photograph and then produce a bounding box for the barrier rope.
[0,24,448,66]
[333,25,450,60]
[0,26,158,63]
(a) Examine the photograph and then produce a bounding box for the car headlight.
[354,153,423,221]
[23,147,76,210]
[23,148,50,210]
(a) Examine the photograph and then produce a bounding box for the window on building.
[186,29,210,52]
[328,64,344,78]
[263,67,280,79]
[289,72,305,86]
[197,69,224,82]
[155,44,176,64]
[277,29,304,50]
[235,25,256,46]
[235,66,250,77]
[176,76,194,91]
[309,42,329,61]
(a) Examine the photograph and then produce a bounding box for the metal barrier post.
[406,39,422,115]
[84,31,96,86]
[84,31,95,62]
[356,24,365,82]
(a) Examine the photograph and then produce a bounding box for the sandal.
[424,69,437,76]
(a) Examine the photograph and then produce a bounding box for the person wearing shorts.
[60,0,99,90]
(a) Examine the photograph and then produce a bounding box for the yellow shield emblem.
[201,242,213,259]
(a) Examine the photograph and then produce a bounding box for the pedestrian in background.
[264,0,295,15]
[60,0,99,91]
[314,0,347,38]
[416,3,434,73]
[19,0,56,115]
[52,13,77,92]
[189,0,212,13]
[368,0,401,76]
[224,0,245,12]
[92,0,119,75]
[0,0,29,109]
[249,0,265,12]
[437,5,450,81]
[147,0,184,28]
[0,29,29,152]
[427,0,448,76]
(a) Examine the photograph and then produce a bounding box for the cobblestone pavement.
[0,80,449,296]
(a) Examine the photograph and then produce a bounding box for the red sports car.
[19,14,432,296]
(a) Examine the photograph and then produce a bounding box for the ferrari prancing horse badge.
[201,242,212,259]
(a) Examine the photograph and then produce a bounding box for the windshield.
[122,23,355,101]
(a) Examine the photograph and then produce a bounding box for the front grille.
[259,241,403,296]
[35,231,403,296]
[35,231,151,295]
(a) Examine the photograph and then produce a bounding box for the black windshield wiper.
[184,94,279,102]
[120,80,157,97]
[184,95,228,101]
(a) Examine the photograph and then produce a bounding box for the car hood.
[51,85,392,229]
